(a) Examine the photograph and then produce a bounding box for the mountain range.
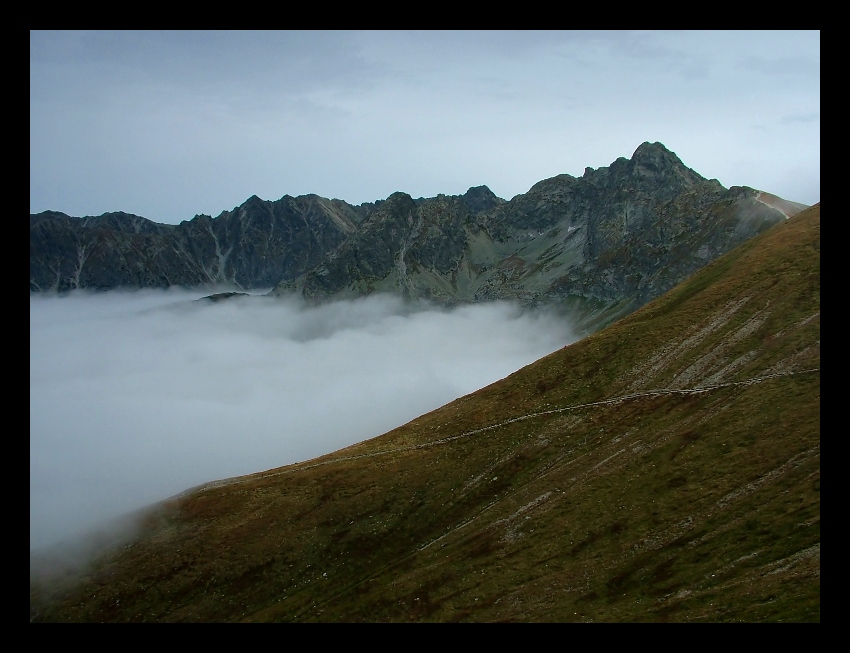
[30,201,820,622]
[30,142,806,332]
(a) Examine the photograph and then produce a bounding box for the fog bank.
[31,289,578,551]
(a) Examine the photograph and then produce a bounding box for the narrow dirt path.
[176,367,819,498]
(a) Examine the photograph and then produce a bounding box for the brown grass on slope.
[31,205,820,622]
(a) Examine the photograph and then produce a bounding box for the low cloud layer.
[30,289,577,552]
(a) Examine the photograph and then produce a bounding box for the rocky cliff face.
[30,195,371,292]
[30,142,806,330]
[272,143,805,330]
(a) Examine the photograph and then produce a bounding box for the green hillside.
[31,204,820,622]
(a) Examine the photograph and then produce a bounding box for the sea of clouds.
[30,288,578,552]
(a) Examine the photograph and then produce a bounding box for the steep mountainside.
[280,144,803,330]
[31,204,820,622]
[31,143,805,331]
[30,195,374,292]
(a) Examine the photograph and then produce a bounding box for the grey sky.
[30,30,819,224]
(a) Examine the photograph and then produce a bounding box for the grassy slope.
[31,205,820,622]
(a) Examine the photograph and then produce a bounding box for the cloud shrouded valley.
[30,289,578,552]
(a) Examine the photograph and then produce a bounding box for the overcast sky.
[30,30,820,224]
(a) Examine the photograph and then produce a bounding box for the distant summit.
[461,185,504,213]
[30,142,806,332]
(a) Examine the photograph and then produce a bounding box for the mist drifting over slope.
[30,289,577,551]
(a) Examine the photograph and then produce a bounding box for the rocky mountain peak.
[526,173,578,195]
[382,191,417,213]
[631,140,675,161]
[628,141,705,187]
[30,142,802,313]
[461,185,504,213]
[241,194,268,211]
[576,141,707,202]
